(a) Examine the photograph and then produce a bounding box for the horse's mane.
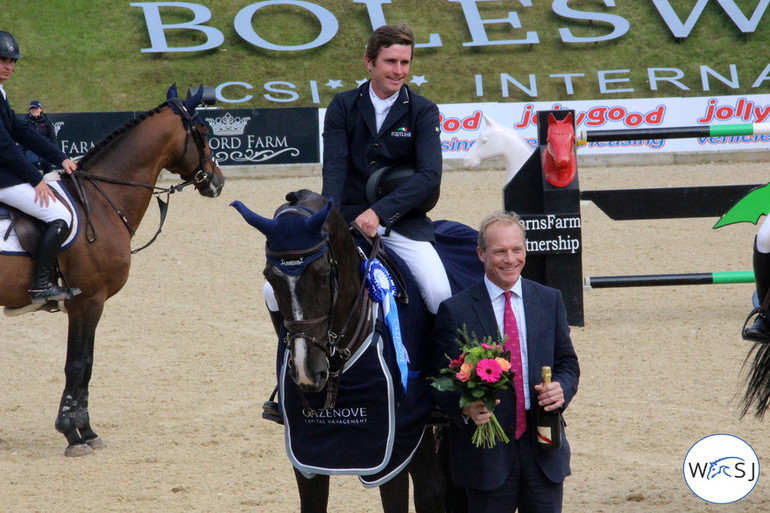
[77,102,168,169]
[284,189,330,214]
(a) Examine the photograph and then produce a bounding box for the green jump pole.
[578,123,770,144]
[584,271,755,289]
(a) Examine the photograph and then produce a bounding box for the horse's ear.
[167,83,179,100]
[186,85,204,113]
[548,113,557,124]
[563,112,573,125]
[483,114,497,127]
[230,201,276,236]
[306,201,332,234]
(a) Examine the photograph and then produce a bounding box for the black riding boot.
[269,308,285,339]
[262,308,284,424]
[745,240,770,341]
[30,219,72,303]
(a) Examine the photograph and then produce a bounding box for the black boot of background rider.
[29,219,72,303]
[262,308,284,424]
[269,308,284,339]
[745,239,770,341]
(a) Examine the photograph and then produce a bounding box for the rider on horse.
[0,30,79,303]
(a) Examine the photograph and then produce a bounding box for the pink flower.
[456,362,474,382]
[495,357,511,372]
[449,352,465,370]
[481,343,493,350]
[476,359,502,383]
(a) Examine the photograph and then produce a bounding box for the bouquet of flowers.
[431,325,513,449]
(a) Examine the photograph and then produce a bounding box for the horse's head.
[464,114,533,184]
[165,84,225,198]
[543,112,577,187]
[463,114,503,169]
[231,191,339,392]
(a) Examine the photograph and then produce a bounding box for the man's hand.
[60,158,77,175]
[535,380,565,411]
[33,180,55,207]
[354,208,381,237]
[462,399,500,426]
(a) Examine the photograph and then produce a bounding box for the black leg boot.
[744,240,770,341]
[30,219,73,304]
[262,308,284,424]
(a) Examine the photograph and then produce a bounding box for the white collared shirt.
[369,85,399,133]
[484,275,531,409]
[0,85,6,100]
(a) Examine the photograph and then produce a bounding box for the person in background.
[24,99,58,174]
[433,211,580,513]
[0,30,78,303]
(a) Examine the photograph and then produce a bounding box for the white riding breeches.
[376,226,451,314]
[0,182,72,227]
[263,227,452,315]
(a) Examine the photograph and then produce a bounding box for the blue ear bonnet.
[230,200,332,276]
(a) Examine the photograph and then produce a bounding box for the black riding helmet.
[0,30,22,60]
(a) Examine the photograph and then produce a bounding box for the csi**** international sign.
[520,213,582,255]
[50,107,319,167]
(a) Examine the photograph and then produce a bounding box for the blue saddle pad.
[434,219,484,294]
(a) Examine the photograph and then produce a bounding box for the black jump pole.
[584,271,754,289]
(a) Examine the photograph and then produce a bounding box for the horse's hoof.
[64,443,94,457]
[85,437,106,450]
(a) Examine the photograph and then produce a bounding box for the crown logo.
[208,112,250,136]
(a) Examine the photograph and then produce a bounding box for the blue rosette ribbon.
[362,258,409,393]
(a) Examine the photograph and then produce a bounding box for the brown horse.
[0,84,225,456]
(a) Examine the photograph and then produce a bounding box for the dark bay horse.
[0,85,225,456]
[231,190,451,513]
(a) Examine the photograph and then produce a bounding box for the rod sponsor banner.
[437,94,770,160]
[48,107,320,166]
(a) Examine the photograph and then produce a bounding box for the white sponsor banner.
[438,95,770,160]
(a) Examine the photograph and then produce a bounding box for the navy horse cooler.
[280,257,434,487]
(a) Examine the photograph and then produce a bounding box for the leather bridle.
[67,98,221,253]
[267,207,375,409]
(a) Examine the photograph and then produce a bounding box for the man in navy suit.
[320,23,451,315]
[0,30,78,303]
[433,211,580,513]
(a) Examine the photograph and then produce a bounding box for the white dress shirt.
[369,86,399,133]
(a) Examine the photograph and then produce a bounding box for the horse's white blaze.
[284,275,316,387]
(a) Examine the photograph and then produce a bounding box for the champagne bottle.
[536,366,562,451]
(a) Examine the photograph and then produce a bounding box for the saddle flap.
[5,209,42,253]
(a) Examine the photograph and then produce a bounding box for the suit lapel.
[0,93,11,128]
[522,279,542,388]
[470,281,500,341]
[356,83,377,136]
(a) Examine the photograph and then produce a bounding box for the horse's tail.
[740,342,770,418]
